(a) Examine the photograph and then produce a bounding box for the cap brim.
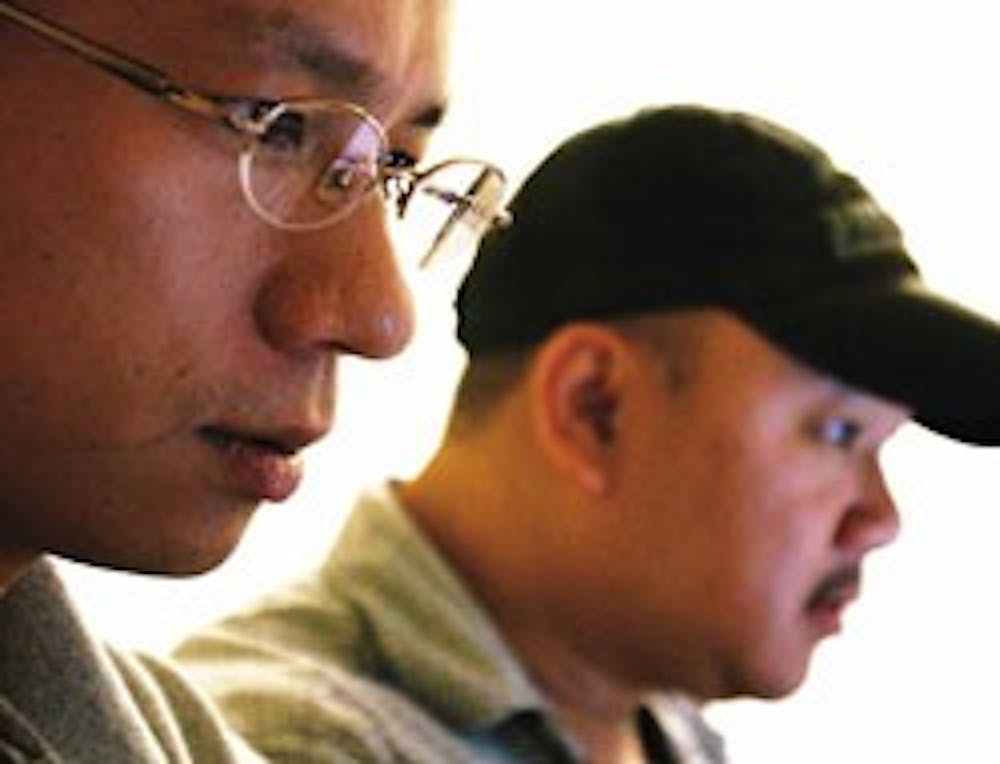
[748,279,1000,446]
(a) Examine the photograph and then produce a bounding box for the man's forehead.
[681,311,823,388]
[705,315,910,419]
[202,0,451,124]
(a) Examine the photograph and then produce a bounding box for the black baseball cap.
[456,105,1000,446]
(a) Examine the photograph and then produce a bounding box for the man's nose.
[836,459,902,553]
[253,196,416,360]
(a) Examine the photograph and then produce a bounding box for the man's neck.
[501,625,650,763]
[400,453,652,762]
[553,701,649,763]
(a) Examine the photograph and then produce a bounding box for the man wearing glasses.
[0,1,506,761]
[178,106,1000,762]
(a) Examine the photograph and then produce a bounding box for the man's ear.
[529,324,629,495]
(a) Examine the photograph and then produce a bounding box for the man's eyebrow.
[269,16,383,100]
[408,102,446,131]
[265,12,447,132]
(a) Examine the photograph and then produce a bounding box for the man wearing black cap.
[177,105,1000,763]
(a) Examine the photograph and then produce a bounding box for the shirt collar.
[321,483,550,731]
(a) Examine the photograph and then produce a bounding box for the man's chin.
[719,648,812,701]
[62,528,250,578]
[749,657,811,701]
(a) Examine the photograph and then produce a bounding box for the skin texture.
[403,309,909,762]
[0,0,453,587]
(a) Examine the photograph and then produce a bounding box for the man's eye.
[261,111,306,152]
[384,149,418,169]
[321,158,367,191]
[817,417,862,450]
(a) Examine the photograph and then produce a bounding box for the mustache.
[807,565,861,611]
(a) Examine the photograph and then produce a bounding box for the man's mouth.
[200,426,295,455]
[198,426,306,502]
[805,566,861,634]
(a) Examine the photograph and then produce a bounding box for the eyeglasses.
[0,2,511,268]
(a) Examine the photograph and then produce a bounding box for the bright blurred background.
[60,2,1000,761]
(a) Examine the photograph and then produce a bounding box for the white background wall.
[59,2,1000,761]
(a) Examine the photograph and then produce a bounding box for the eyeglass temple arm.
[0,2,256,132]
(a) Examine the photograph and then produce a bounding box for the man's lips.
[806,566,862,634]
[199,426,308,502]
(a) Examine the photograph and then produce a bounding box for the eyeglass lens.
[239,101,385,230]
[238,99,508,268]
[392,162,507,269]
